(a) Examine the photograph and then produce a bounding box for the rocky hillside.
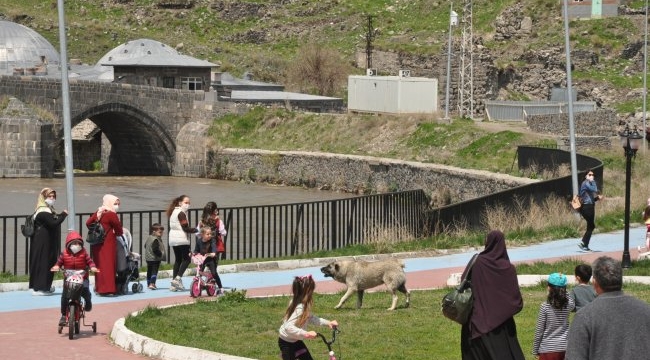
[1,0,648,120]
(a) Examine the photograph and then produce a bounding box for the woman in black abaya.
[460,230,525,360]
[28,188,68,295]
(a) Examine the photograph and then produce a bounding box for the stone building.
[0,20,61,77]
[98,39,217,90]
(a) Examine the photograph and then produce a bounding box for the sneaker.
[49,286,55,293]
[170,277,183,291]
[578,243,593,252]
[84,300,92,312]
[32,290,52,296]
[59,315,66,326]
[173,276,185,290]
[148,284,157,290]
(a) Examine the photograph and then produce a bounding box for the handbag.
[441,253,478,325]
[86,220,106,245]
[571,195,582,211]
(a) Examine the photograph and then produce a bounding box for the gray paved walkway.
[1,227,648,359]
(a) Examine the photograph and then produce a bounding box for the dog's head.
[320,262,339,278]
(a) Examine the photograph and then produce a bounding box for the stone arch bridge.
[0,75,228,176]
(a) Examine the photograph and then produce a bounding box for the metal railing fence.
[485,100,597,121]
[1,190,429,276]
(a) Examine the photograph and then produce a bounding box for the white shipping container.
[348,75,438,114]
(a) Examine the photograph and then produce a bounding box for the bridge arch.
[73,103,175,175]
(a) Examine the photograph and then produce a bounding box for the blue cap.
[548,272,567,287]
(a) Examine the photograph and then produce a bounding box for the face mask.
[69,244,82,254]
[45,199,55,206]
[180,203,190,212]
[113,205,119,212]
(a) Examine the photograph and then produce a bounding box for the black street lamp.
[619,124,643,268]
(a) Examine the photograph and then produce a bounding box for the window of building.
[162,77,175,88]
[181,77,203,91]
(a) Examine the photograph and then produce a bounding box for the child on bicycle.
[144,223,165,290]
[51,230,99,326]
[278,274,338,360]
[193,226,224,294]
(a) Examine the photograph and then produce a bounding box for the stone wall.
[556,136,612,150]
[174,122,211,177]
[527,109,618,149]
[210,149,536,203]
[527,109,618,136]
[0,99,53,177]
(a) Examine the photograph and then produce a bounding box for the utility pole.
[57,0,77,230]
[458,0,474,119]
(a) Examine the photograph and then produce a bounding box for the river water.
[2,176,357,216]
[1,176,359,275]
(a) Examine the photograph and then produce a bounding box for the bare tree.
[288,44,349,97]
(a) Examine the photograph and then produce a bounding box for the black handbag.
[441,253,478,324]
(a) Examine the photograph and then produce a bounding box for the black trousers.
[278,338,313,360]
[172,245,191,279]
[200,256,223,288]
[146,261,161,285]
[61,283,91,315]
[580,204,596,247]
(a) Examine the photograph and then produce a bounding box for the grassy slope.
[1,0,646,105]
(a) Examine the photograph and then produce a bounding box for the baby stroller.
[116,228,143,294]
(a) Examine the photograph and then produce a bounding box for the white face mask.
[69,244,82,254]
[180,203,190,212]
[113,205,119,212]
[45,199,56,206]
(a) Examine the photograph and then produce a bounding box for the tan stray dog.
[320,259,410,311]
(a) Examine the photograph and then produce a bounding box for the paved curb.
[0,249,464,293]
[111,305,254,360]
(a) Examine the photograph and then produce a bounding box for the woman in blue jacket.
[578,170,603,251]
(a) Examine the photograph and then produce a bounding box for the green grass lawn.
[125,260,650,360]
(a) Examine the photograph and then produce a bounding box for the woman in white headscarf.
[29,188,68,295]
[86,194,123,295]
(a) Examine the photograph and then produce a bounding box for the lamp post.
[619,124,643,268]
[444,5,458,120]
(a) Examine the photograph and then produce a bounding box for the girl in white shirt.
[278,274,338,360]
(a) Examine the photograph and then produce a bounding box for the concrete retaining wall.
[211,149,536,203]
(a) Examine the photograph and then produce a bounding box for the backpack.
[86,220,106,245]
[20,212,37,238]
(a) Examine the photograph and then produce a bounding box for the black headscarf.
[466,230,523,338]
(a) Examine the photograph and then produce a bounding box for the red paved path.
[0,250,618,360]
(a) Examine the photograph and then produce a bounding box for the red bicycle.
[57,269,97,339]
